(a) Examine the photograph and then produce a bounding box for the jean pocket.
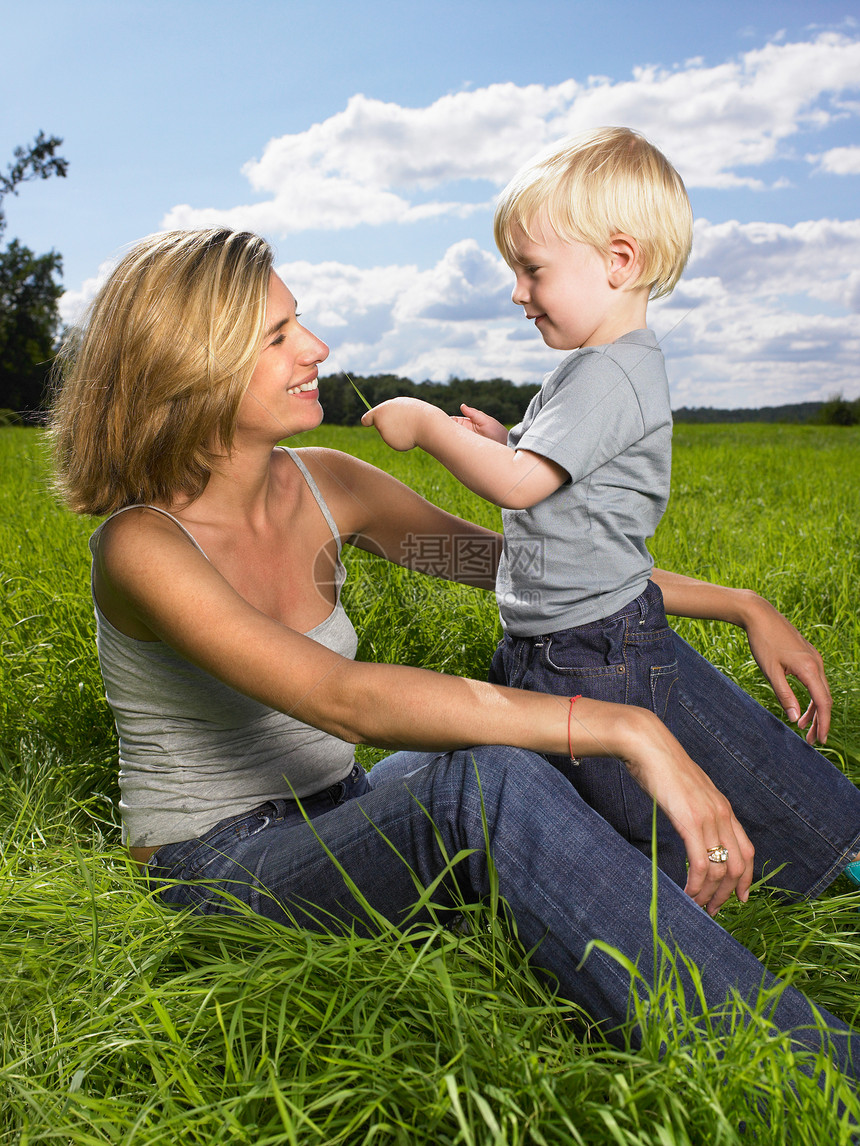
[625,621,673,647]
[650,660,679,722]
[146,836,199,881]
[542,624,626,677]
[153,807,272,881]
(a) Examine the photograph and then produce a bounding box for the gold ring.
[707,846,729,864]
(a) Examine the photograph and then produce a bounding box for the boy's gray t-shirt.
[496,328,671,636]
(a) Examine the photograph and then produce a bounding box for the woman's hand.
[610,707,756,915]
[651,569,832,744]
[452,404,509,444]
[739,594,831,745]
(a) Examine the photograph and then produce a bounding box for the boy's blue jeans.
[490,580,688,884]
[489,578,860,898]
[146,746,860,1081]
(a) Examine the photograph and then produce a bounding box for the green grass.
[1,422,859,1143]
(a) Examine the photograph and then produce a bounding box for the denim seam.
[805,830,860,900]
[541,661,629,679]
[651,668,679,723]
[623,630,674,646]
[621,615,633,706]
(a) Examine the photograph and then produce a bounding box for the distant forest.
[672,401,826,424]
[317,374,542,427]
[319,373,859,427]
[3,371,855,428]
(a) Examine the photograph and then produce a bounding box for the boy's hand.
[361,397,449,451]
[452,404,509,444]
[364,395,566,509]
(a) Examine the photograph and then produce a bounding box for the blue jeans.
[489,580,860,899]
[489,581,688,884]
[146,749,859,1081]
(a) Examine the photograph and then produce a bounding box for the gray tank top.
[89,447,358,847]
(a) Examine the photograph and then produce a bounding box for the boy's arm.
[362,396,567,509]
[652,567,831,745]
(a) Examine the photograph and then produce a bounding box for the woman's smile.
[286,374,319,397]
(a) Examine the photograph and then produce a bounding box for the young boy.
[362,126,694,885]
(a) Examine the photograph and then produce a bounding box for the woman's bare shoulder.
[94,508,209,604]
[289,445,360,474]
[293,445,395,488]
[96,506,197,557]
[93,509,206,639]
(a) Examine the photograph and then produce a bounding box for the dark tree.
[0,133,68,419]
[0,241,63,413]
[0,132,68,240]
[314,372,540,427]
[818,394,859,426]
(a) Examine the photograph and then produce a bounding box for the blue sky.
[3,0,859,407]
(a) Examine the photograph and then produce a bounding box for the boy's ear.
[607,234,642,290]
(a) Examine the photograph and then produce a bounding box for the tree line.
[314,373,541,427]
[323,384,858,427]
[0,133,67,422]
[673,396,860,427]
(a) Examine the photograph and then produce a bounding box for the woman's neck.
[171,437,283,527]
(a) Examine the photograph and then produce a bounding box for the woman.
[51,228,859,1077]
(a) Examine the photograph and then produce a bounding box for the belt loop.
[638,593,647,625]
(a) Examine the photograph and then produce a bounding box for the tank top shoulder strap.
[89,504,211,562]
[90,451,341,559]
[278,446,342,553]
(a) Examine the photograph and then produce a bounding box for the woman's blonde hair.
[494,127,693,298]
[50,228,274,515]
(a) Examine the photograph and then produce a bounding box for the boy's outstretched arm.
[652,567,831,745]
[362,396,567,510]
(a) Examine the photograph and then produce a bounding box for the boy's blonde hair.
[494,126,692,298]
[50,228,274,516]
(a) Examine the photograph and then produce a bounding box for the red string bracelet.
[568,695,583,761]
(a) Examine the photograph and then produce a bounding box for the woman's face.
[239,272,329,439]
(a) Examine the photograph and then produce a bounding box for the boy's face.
[509,219,635,351]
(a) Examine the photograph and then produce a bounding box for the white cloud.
[653,284,860,407]
[63,30,860,408]
[392,240,513,322]
[58,259,117,325]
[274,258,416,336]
[61,221,860,406]
[273,219,860,405]
[162,33,860,236]
[808,145,860,174]
[644,217,860,405]
[688,217,860,311]
[273,242,560,383]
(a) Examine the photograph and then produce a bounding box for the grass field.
[1,422,859,1143]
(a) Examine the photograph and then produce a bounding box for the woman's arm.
[651,567,831,744]
[309,450,832,742]
[98,510,752,915]
[301,447,503,590]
